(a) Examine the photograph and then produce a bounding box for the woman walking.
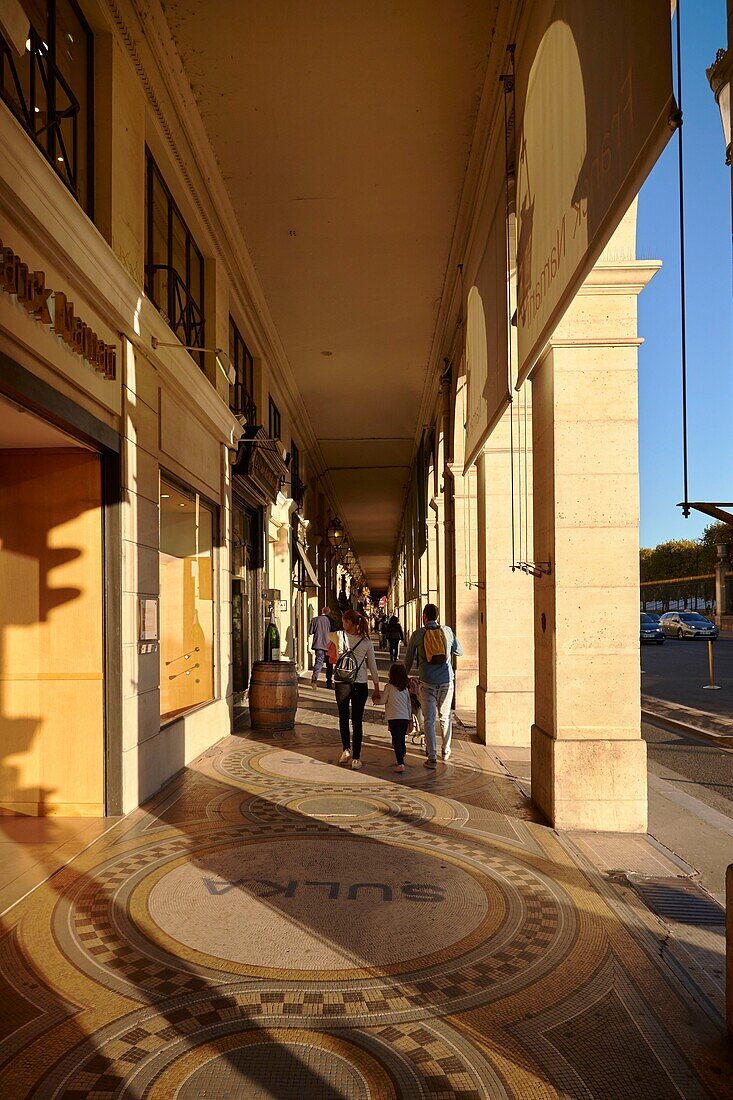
[334,610,381,770]
[386,614,404,662]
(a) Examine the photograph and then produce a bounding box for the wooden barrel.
[248,660,298,732]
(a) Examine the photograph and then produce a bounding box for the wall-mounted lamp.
[150,336,236,385]
[327,516,347,549]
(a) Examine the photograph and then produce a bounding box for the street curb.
[641,707,733,753]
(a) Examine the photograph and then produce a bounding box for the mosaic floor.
[0,694,731,1098]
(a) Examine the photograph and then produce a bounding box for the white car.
[659,612,719,640]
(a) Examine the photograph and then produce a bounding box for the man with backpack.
[403,603,463,768]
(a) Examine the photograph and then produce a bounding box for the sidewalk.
[641,693,733,750]
[0,688,730,1097]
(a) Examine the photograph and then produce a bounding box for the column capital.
[577,259,662,296]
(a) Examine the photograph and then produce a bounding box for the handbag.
[334,633,366,684]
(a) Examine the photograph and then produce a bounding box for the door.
[0,449,104,815]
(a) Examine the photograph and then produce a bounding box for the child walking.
[381,662,412,772]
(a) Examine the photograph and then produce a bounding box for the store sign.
[233,426,289,505]
[0,239,116,379]
[514,0,674,382]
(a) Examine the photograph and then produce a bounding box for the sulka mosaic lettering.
[202,878,446,902]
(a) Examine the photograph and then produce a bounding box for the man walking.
[386,614,404,662]
[404,603,463,768]
[309,606,335,689]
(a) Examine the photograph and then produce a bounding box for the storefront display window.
[159,477,215,720]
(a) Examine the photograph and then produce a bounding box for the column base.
[477,686,532,746]
[454,663,479,711]
[531,724,647,832]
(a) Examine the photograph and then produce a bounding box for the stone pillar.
[530,207,659,832]
[448,372,479,715]
[449,461,479,714]
[476,405,534,745]
[435,376,452,624]
[715,543,732,628]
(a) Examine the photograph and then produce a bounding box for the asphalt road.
[641,635,733,717]
[644,720,732,903]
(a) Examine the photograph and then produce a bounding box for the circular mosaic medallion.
[145,834,492,974]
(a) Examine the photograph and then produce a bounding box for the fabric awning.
[295,541,320,588]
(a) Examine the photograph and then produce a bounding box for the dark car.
[644,612,661,624]
[659,612,719,640]
[640,613,664,645]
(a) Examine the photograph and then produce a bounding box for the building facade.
[0,0,360,816]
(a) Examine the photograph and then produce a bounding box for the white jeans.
[419,681,454,760]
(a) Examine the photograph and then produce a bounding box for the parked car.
[640,613,664,644]
[659,612,719,640]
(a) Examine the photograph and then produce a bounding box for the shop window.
[145,149,206,369]
[0,0,93,213]
[268,395,281,441]
[159,476,215,720]
[229,316,256,422]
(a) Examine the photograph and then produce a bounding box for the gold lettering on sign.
[0,237,116,379]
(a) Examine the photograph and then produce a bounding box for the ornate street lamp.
[327,516,346,549]
[707,48,733,165]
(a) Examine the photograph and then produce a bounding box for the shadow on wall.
[0,449,103,817]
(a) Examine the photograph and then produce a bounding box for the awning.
[295,541,320,588]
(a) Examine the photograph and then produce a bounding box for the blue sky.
[637,0,732,548]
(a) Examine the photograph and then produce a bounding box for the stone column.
[530,208,659,832]
[448,372,479,715]
[449,460,480,715]
[435,376,452,623]
[476,404,534,745]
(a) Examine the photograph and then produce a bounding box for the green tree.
[699,521,733,571]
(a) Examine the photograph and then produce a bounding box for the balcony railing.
[148,264,205,367]
[231,385,257,425]
[0,26,90,209]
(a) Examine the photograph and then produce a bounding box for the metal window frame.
[268,394,281,441]
[145,147,206,368]
[0,0,94,215]
[228,314,256,421]
[290,438,304,506]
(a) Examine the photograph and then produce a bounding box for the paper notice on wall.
[515,0,675,382]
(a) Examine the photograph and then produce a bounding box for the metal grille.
[628,875,725,926]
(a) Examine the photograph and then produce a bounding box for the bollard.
[728,864,732,1038]
[702,639,721,690]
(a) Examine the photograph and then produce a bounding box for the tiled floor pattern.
[0,698,731,1098]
